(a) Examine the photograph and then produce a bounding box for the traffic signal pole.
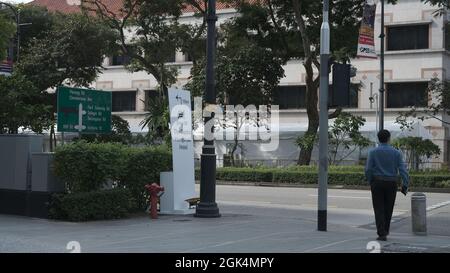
[379,0,385,131]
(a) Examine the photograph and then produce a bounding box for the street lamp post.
[194,0,220,218]
[0,2,29,62]
[318,0,330,232]
[379,0,385,131]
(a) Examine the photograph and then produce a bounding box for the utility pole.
[16,8,20,62]
[195,0,220,218]
[318,0,330,232]
[379,0,385,131]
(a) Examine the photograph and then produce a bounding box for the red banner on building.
[357,3,377,59]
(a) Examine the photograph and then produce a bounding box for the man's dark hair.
[377,129,391,143]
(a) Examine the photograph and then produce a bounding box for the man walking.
[365,130,409,241]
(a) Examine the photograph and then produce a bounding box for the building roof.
[29,0,239,15]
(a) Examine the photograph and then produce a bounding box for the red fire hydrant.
[145,183,164,219]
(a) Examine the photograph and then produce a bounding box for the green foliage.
[49,188,134,221]
[84,0,207,91]
[396,78,450,129]
[0,14,14,61]
[84,1,209,146]
[119,146,172,210]
[53,141,126,193]
[203,167,450,189]
[186,44,285,106]
[296,132,317,153]
[328,112,371,164]
[18,13,117,90]
[140,95,171,145]
[215,168,274,182]
[53,142,172,210]
[392,137,441,171]
[296,112,371,165]
[223,0,397,165]
[186,43,284,166]
[16,5,56,52]
[80,115,132,144]
[0,72,53,134]
[4,9,117,138]
[225,0,395,63]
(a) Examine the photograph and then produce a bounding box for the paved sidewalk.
[0,202,449,253]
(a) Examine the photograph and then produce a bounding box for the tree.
[327,112,371,165]
[0,13,14,61]
[17,5,56,55]
[18,12,117,91]
[186,43,284,165]
[0,72,53,134]
[392,137,440,171]
[296,112,371,165]
[83,0,207,93]
[139,95,171,145]
[221,0,399,165]
[84,0,208,142]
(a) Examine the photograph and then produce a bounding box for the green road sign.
[57,86,112,134]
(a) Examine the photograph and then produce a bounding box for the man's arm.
[365,150,373,184]
[398,151,409,188]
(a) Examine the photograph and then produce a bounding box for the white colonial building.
[32,0,450,167]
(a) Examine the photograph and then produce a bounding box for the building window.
[110,54,131,66]
[387,82,428,108]
[387,24,429,51]
[112,91,136,112]
[272,85,306,109]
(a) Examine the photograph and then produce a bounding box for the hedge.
[54,141,126,193]
[197,167,450,188]
[119,146,172,210]
[48,188,134,222]
[54,141,172,211]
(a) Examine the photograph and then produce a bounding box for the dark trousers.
[370,180,397,237]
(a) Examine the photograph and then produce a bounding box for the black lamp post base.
[194,202,221,218]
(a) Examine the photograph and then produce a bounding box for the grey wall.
[0,135,44,190]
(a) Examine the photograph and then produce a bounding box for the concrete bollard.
[411,192,427,235]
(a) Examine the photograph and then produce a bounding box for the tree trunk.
[298,120,319,165]
[298,59,319,165]
[230,138,238,167]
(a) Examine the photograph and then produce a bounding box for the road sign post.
[57,86,112,134]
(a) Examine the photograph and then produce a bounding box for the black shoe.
[376,236,387,241]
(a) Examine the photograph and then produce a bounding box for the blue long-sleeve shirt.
[365,143,409,187]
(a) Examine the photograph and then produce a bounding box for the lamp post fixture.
[194,0,220,218]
